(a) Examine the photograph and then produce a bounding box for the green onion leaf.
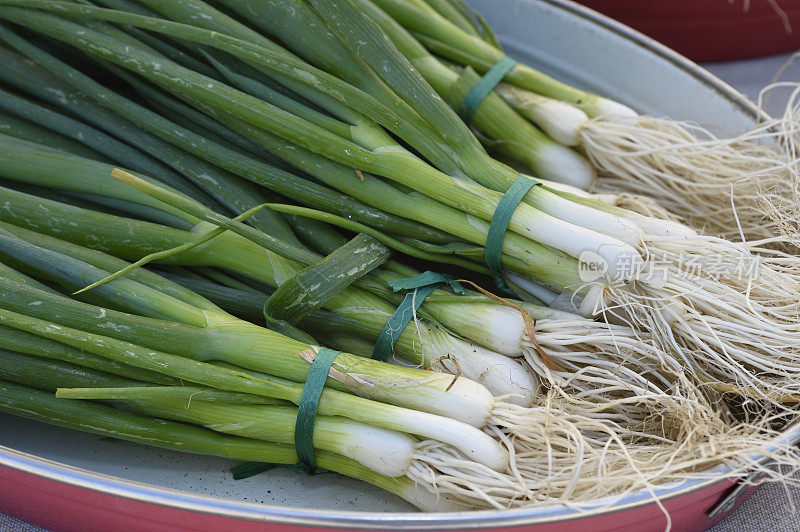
[263,234,389,343]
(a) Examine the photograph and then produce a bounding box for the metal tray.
[1,1,795,530]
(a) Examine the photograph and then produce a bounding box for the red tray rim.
[0,444,754,529]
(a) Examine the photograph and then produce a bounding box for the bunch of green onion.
[0,0,799,512]
[0,233,519,505]
[358,0,800,247]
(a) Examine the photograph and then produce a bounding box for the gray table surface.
[2,53,800,532]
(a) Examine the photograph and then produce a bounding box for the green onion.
[0,32,451,245]
[0,185,537,402]
[66,384,420,478]
[0,242,507,432]
[0,326,179,385]
[0,111,106,161]
[0,347,415,478]
[219,0,594,187]
[0,48,226,209]
[0,2,642,287]
[0,289,508,470]
[0,379,464,511]
[0,0,796,514]
[367,0,636,117]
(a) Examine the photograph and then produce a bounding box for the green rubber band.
[295,347,340,473]
[387,271,466,294]
[230,461,280,480]
[230,346,340,479]
[230,461,309,480]
[485,176,540,290]
[370,284,438,362]
[371,271,465,362]
[458,56,517,124]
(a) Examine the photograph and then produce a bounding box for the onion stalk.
[0,378,465,511]
[0,182,538,402]
[0,278,509,470]
[2,2,795,410]
[0,1,643,285]
[364,0,635,118]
